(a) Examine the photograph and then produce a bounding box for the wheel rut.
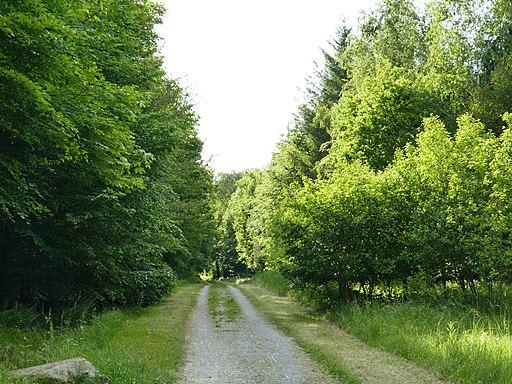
[178,284,337,384]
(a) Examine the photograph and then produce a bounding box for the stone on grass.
[9,357,100,383]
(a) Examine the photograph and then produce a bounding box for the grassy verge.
[333,302,512,384]
[251,271,292,296]
[0,283,202,383]
[237,283,448,384]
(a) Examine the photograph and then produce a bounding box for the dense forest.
[3,1,512,382]
[217,0,512,306]
[3,0,512,317]
[0,0,216,311]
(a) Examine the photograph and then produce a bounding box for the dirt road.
[179,283,452,384]
[178,284,337,384]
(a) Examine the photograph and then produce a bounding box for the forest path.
[178,284,337,384]
[237,284,453,384]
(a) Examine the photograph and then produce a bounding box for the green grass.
[0,283,202,383]
[208,282,242,324]
[333,301,512,384]
[251,270,292,296]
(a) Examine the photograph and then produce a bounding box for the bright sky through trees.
[157,0,380,172]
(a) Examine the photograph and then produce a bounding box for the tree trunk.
[338,276,349,303]
[215,259,221,279]
[469,279,478,307]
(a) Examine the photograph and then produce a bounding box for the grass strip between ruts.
[208,282,242,326]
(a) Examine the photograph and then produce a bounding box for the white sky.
[156,1,380,173]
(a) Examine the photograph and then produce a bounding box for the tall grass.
[0,304,41,329]
[333,301,512,384]
[251,271,292,296]
[0,309,130,383]
[0,284,202,383]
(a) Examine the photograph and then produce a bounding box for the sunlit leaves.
[328,64,434,170]
[223,0,512,304]
[0,0,215,309]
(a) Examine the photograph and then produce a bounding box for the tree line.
[0,0,216,310]
[216,0,512,305]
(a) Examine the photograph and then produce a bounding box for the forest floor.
[179,282,452,384]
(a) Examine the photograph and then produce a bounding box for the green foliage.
[278,162,407,302]
[212,172,247,278]
[220,0,512,313]
[355,0,426,71]
[0,0,215,311]
[327,64,435,170]
[226,170,266,270]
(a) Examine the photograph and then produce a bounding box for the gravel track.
[178,285,337,384]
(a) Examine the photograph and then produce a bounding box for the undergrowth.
[334,301,512,384]
[251,271,291,296]
[0,284,202,383]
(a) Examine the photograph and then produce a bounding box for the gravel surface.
[238,285,452,384]
[178,285,337,384]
